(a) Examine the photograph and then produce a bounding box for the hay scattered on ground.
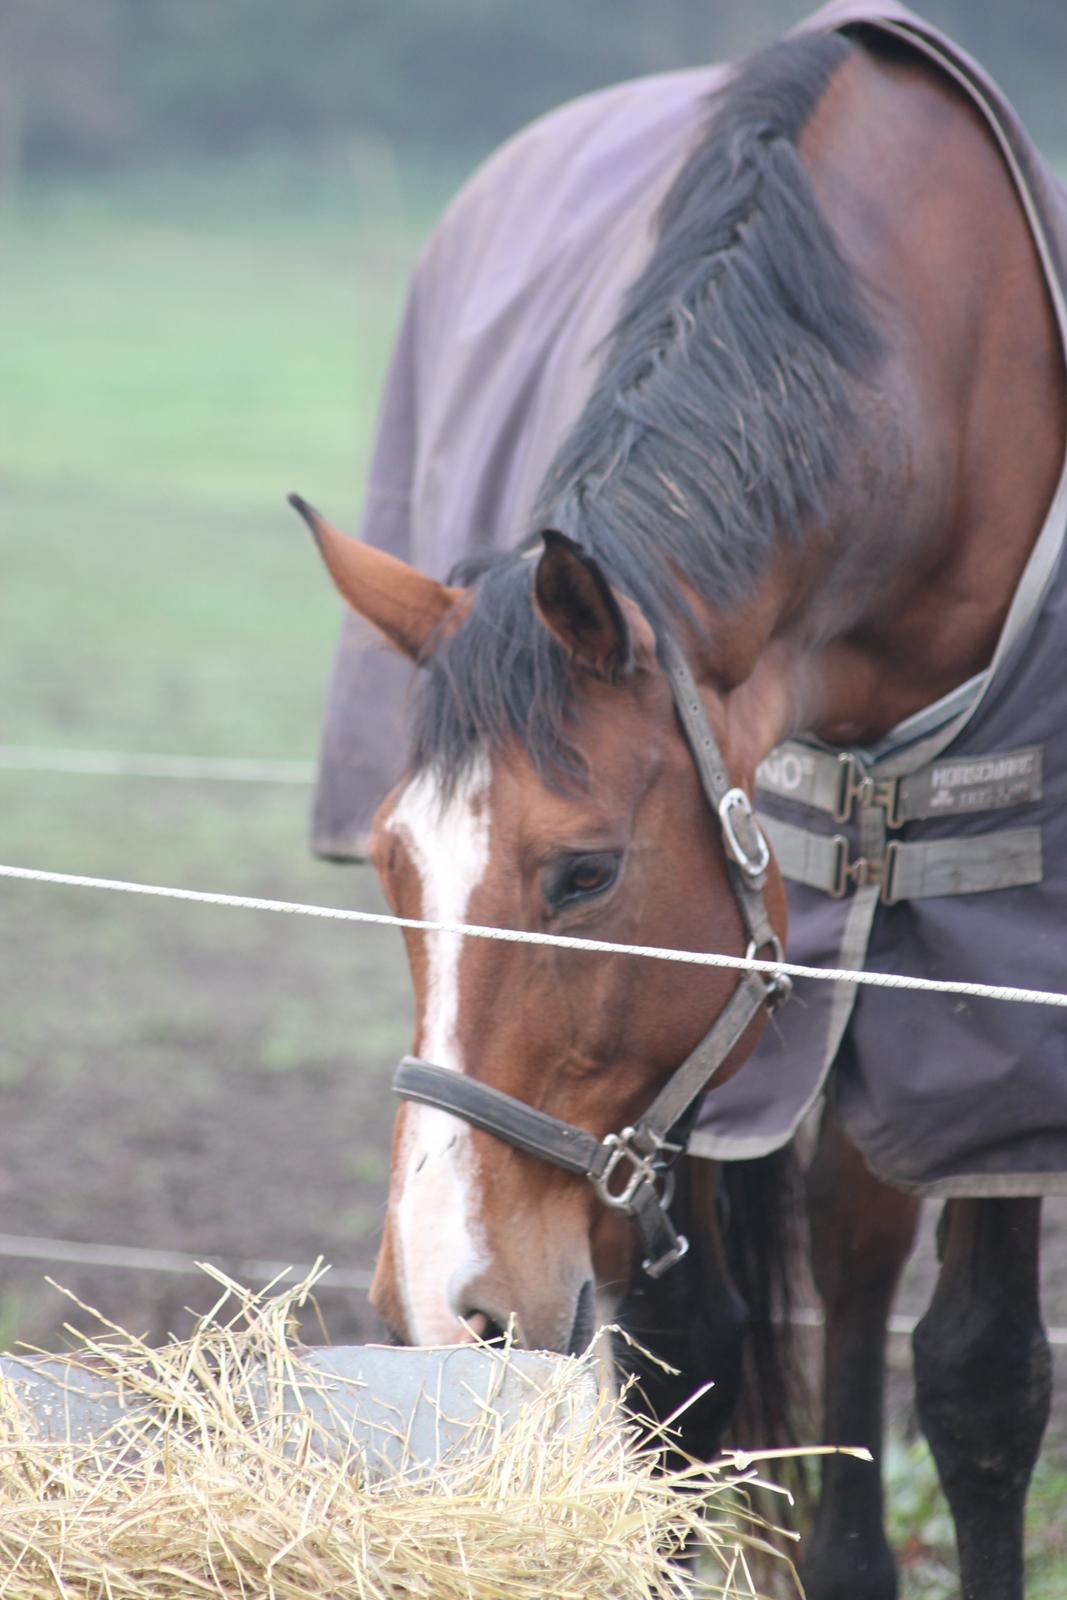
[0,1266,802,1598]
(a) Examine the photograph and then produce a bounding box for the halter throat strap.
[392,632,789,1278]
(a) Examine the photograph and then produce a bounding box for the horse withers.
[295,13,1066,1600]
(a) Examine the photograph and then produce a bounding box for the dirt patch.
[0,1050,394,1349]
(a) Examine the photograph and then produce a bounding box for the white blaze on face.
[388,756,493,1342]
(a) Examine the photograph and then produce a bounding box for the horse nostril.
[463,1309,510,1344]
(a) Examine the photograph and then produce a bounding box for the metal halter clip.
[718,787,771,887]
[593,1128,677,1212]
[643,1232,690,1279]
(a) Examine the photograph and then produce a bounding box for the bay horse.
[293,22,1065,1600]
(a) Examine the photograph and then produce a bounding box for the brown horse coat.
[312,2,1067,1195]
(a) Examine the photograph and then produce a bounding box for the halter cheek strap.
[393,633,790,1278]
[659,635,785,976]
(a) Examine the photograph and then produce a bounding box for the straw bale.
[0,1266,801,1598]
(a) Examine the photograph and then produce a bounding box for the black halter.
[393,636,790,1278]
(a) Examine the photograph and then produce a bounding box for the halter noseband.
[392,635,791,1279]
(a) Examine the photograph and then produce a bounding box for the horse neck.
[703,38,1066,771]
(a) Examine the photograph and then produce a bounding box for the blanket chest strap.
[756,742,1044,827]
[760,816,1043,905]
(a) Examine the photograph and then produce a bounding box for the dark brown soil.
[0,1055,395,1351]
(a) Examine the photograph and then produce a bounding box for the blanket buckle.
[830,838,901,904]
[834,756,904,827]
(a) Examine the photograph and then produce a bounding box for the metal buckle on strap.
[830,837,900,905]
[643,1234,690,1279]
[834,755,904,828]
[718,787,771,886]
[592,1127,679,1212]
[594,1128,689,1280]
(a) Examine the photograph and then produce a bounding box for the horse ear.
[289,494,464,662]
[533,529,655,679]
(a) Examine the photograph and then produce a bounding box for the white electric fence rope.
[3,1231,1067,1346]
[2,856,1066,1338]
[0,1233,372,1292]
[0,747,314,784]
[2,860,1066,1010]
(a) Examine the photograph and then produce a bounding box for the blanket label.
[755,746,819,800]
[903,746,1043,818]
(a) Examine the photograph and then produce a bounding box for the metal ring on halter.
[718,787,771,886]
[746,933,792,1011]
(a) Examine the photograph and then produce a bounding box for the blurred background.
[2,0,1064,182]
[1,4,1065,1590]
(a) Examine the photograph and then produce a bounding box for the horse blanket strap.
[761,816,1043,906]
[757,740,1044,829]
[755,739,1046,906]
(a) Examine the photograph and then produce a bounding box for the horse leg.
[800,1107,920,1600]
[912,1197,1050,1600]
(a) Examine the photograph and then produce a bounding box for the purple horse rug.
[312,1,1067,1197]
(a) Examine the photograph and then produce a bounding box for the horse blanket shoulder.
[312,58,734,848]
[313,1,1067,1196]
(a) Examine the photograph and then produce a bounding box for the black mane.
[413,31,884,792]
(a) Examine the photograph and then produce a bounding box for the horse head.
[293,494,786,1355]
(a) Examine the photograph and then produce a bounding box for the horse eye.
[544,851,621,910]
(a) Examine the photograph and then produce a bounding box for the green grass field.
[3,161,1067,1594]
[1,164,442,757]
[0,163,464,1349]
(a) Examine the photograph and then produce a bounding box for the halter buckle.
[718,787,771,887]
[592,1127,678,1213]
